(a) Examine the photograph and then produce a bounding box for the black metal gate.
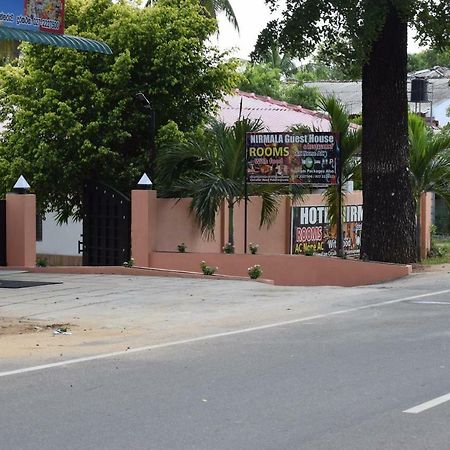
[81,181,131,266]
[0,200,6,266]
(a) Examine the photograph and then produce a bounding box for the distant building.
[306,68,450,127]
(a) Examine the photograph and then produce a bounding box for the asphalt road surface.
[1,270,450,449]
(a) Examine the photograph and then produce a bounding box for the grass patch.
[423,235,450,265]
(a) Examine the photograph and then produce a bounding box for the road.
[0,269,450,449]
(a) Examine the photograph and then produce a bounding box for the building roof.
[306,75,450,127]
[217,89,332,131]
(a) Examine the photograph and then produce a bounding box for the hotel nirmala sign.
[246,132,340,186]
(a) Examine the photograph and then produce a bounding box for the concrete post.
[131,189,157,267]
[6,193,36,267]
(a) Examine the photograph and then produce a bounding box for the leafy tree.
[147,0,239,30]
[256,0,450,263]
[408,113,450,258]
[282,78,320,110]
[237,62,319,109]
[156,118,304,247]
[408,48,450,72]
[252,42,296,77]
[238,64,282,98]
[295,61,350,82]
[0,0,237,221]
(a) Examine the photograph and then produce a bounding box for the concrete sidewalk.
[0,270,444,367]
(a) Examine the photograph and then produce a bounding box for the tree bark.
[361,4,416,263]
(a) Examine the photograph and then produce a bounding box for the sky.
[214,0,425,60]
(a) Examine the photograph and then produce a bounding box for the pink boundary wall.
[131,190,412,286]
[149,252,411,287]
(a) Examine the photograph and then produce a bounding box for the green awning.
[0,27,112,55]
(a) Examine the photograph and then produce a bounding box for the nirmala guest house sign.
[1,0,64,34]
[246,132,340,185]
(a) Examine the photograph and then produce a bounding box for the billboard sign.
[246,132,339,185]
[1,0,65,34]
[291,204,363,256]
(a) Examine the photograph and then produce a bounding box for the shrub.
[123,257,135,268]
[177,242,187,253]
[200,260,218,275]
[223,242,234,254]
[248,264,262,279]
[249,242,259,254]
[36,257,48,267]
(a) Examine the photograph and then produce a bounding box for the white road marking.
[1,288,450,379]
[404,392,450,414]
[411,301,450,305]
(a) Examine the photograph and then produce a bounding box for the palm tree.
[408,113,450,259]
[156,118,303,248]
[308,96,362,229]
[146,0,239,31]
[259,42,296,77]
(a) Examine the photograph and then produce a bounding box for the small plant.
[248,264,263,279]
[200,260,218,276]
[223,242,234,254]
[249,242,259,254]
[36,257,48,267]
[123,257,135,268]
[177,242,187,253]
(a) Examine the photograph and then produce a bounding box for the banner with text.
[291,205,363,256]
[246,132,339,185]
[1,0,65,34]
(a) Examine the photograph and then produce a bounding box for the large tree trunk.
[360,4,416,263]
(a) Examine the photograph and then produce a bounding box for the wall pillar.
[6,193,36,267]
[131,189,157,267]
[420,192,432,260]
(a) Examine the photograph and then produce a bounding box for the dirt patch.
[413,263,450,273]
[0,317,71,336]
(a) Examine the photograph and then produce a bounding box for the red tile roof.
[217,89,332,132]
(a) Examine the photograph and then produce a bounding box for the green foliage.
[408,48,450,72]
[257,1,450,77]
[282,81,320,110]
[123,257,135,268]
[237,62,320,109]
[295,61,350,81]
[248,264,262,279]
[147,0,239,30]
[36,257,48,267]
[222,242,235,254]
[408,113,450,210]
[251,42,296,77]
[200,260,217,275]
[238,64,282,98]
[424,235,450,264]
[0,0,237,220]
[177,242,187,252]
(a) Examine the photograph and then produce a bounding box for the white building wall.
[433,99,450,127]
[36,212,82,256]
